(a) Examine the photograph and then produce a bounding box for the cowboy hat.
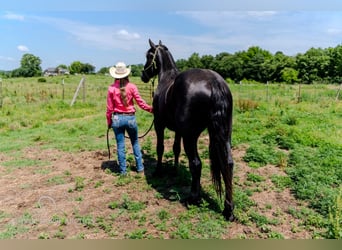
[109,62,131,79]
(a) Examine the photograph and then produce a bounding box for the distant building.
[43,67,70,76]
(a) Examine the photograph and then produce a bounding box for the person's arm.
[131,84,153,113]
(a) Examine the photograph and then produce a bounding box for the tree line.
[174,44,342,84]
[1,44,341,84]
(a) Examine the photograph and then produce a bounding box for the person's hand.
[108,124,112,129]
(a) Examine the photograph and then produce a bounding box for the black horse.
[141,39,234,221]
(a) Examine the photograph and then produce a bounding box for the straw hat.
[109,62,131,79]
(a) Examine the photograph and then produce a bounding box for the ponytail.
[119,77,129,107]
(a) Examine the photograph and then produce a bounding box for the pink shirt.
[106,79,153,125]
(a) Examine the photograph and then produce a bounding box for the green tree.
[69,61,83,74]
[296,47,330,83]
[200,54,214,69]
[267,51,296,82]
[57,64,68,69]
[187,53,203,69]
[329,45,342,82]
[175,59,188,71]
[281,67,299,84]
[131,64,143,77]
[211,52,231,78]
[242,46,273,82]
[18,53,42,77]
[81,63,95,74]
[98,67,109,75]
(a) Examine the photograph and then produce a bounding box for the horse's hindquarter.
[172,69,216,133]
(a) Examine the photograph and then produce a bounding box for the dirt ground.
[0,134,319,239]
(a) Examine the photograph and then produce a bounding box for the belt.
[113,112,135,116]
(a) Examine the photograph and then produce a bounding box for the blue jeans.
[111,114,144,174]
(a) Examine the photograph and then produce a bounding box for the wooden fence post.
[297,83,302,103]
[70,77,86,106]
[336,83,342,101]
[62,78,65,100]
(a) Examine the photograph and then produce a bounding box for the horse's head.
[141,39,162,83]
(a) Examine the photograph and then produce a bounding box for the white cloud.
[0,56,15,61]
[17,45,29,52]
[246,11,278,18]
[31,15,142,50]
[3,12,24,21]
[117,29,140,40]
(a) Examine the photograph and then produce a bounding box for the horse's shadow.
[100,151,222,214]
[101,159,121,174]
[142,152,222,214]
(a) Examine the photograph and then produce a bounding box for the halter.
[143,45,161,73]
[142,45,161,100]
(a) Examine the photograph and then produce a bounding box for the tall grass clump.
[327,187,342,239]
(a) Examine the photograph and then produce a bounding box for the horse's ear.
[149,39,156,49]
[159,40,163,46]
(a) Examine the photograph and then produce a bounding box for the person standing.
[106,62,153,175]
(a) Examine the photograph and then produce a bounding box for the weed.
[158,209,171,221]
[53,228,66,239]
[271,175,292,191]
[267,231,284,239]
[75,196,83,202]
[249,211,280,227]
[38,232,50,239]
[75,214,95,229]
[120,194,146,212]
[243,144,279,167]
[114,175,133,186]
[0,225,29,239]
[74,176,85,191]
[94,180,104,188]
[327,187,342,239]
[96,217,112,233]
[237,99,259,112]
[125,229,147,239]
[108,201,119,210]
[246,173,265,183]
[47,175,65,185]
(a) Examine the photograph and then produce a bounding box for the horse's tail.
[208,77,233,200]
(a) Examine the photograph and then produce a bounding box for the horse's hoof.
[184,196,202,207]
[222,209,235,222]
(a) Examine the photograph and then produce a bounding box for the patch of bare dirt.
[0,137,319,239]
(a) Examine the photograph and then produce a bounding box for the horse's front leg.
[173,132,181,168]
[222,141,235,222]
[154,125,165,176]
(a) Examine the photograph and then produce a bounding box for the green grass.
[0,76,341,238]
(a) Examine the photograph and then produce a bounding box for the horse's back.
[178,68,226,84]
[172,68,231,134]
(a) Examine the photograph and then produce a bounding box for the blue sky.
[1,0,342,71]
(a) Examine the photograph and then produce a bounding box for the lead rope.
[133,75,156,139]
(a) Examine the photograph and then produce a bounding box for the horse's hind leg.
[222,141,235,222]
[183,135,202,204]
[173,133,181,167]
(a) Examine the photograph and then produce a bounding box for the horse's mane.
[157,45,179,83]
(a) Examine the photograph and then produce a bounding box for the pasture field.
[0,75,341,239]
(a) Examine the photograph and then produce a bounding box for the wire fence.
[0,76,341,110]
